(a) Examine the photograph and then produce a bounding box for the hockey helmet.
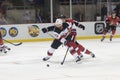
[54,19,63,28]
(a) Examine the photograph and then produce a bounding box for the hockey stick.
[47,32,56,38]
[3,39,22,46]
[47,32,68,65]
[47,32,64,47]
[61,47,69,65]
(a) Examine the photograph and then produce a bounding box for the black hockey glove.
[79,24,85,30]
[105,19,110,24]
[42,28,48,33]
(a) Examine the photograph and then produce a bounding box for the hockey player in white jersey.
[42,18,95,62]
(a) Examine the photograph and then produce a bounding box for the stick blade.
[61,62,64,65]
[14,42,22,46]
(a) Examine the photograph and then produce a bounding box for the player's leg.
[77,43,95,58]
[69,47,81,62]
[101,31,107,41]
[66,32,83,62]
[101,26,109,41]
[43,39,62,61]
[67,41,86,62]
[110,26,116,41]
[75,41,95,58]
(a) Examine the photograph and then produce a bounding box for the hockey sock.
[0,39,3,45]
[47,47,56,57]
[112,30,116,35]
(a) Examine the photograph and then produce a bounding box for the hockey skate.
[110,36,112,41]
[43,56,51,61]
[79,54,83,58]
[90,53,95,58]
[101,36,105,42]
[0,45,11,53]
[110,38,112,41]
[75,56,81,62]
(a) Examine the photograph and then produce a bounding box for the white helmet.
[54,19,63,28]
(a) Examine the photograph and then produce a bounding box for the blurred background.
[0,0,119,24]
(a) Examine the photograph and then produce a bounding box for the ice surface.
[0,39,120,80]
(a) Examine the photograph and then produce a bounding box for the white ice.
[0,39,120,80]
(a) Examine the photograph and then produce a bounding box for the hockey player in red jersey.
[42,18,95,62]
[0,32,11,53]
[58,15,85,30]
[101,12,120,41]
[58,15,95,58]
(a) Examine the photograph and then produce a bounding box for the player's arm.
[41,26,55,33]
[105,16,111,26]
[105,18,109,23]
[56,29,71,46]
[74,21,85,30]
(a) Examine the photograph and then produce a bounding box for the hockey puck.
[61,62,63,65]
[47,64,50,67]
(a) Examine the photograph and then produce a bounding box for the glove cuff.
[60,38,66,44]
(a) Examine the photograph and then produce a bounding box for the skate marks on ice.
[0,58,42,65]
[0,52,8,56]
[0,49,11,56]
[46,56,97,66]
[0,56,96,66]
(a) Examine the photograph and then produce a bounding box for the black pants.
[51,35,75,49]
[105,25,116,32]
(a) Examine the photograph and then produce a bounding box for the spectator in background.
[34,0,44,6]
[23,10,32,23]
[53,15,57,22]
[94,13,101,21]
[116,9,120,18]
[74,12,81,22]
[36,8,42,23]
[28,0,34,4]
[0,0,13,18]
[111,0,119,2]
[114,3,120,18]
[101,4,107,21]
[45,12,51,23]
[0,12,8,24]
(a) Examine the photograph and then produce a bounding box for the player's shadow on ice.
[47,57,95,65]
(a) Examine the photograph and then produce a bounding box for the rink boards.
[0,21,120,42]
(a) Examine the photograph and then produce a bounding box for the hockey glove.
[79,24,85,30]
[42,28,48,33]
[105,19,110,24]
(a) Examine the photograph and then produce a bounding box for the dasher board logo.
[9,27,18,37]
[95,23,105,34]
[28,25,40,37]
[0,27,7,37]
